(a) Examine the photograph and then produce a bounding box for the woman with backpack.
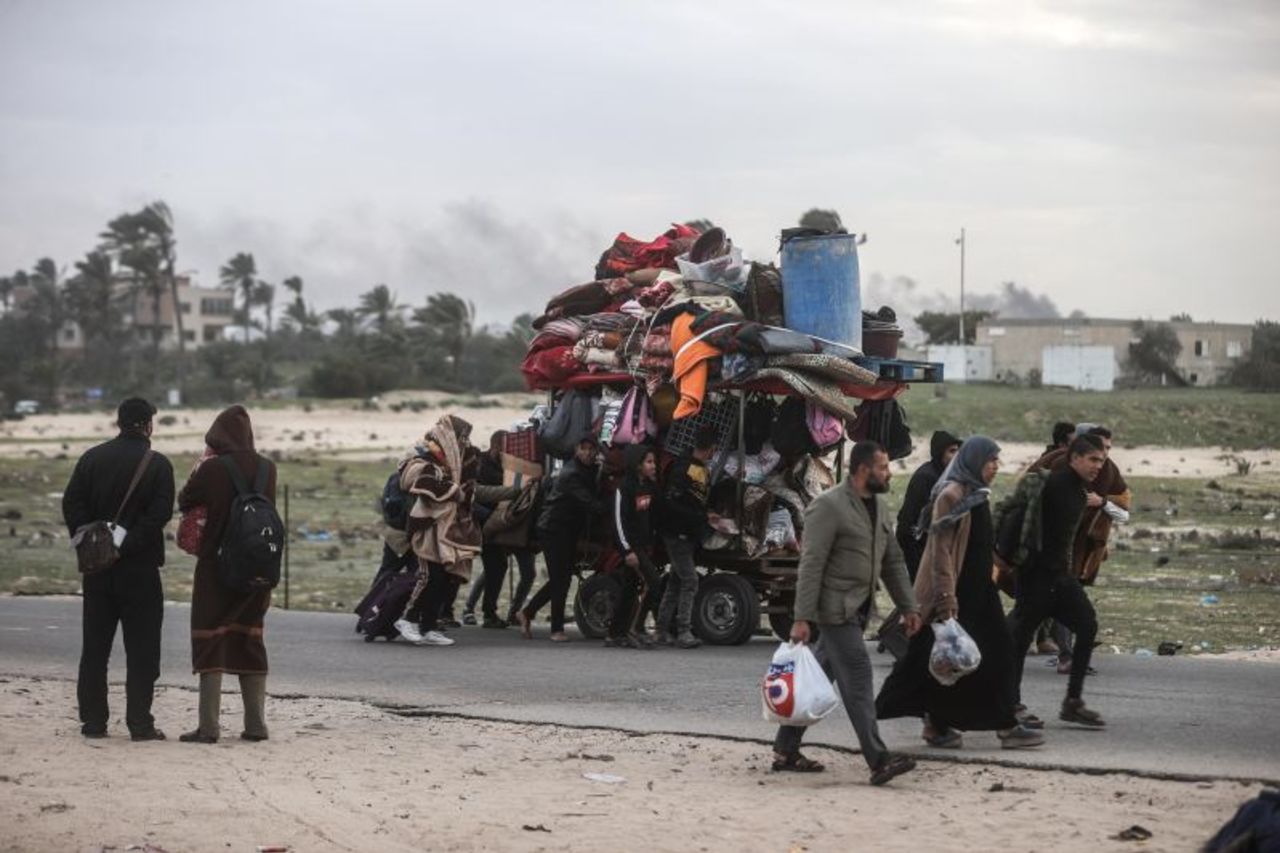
[874,435,1044,751]
[177,405,277,744]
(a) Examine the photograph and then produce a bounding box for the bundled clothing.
[63,428,175,737]
[877,437,1020,732]
[895,430,961,581]
[399,416,482,630]
[671,312,722,419]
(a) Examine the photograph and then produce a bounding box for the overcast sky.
[2,0,1277,327]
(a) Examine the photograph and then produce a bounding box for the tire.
[574,572,622,640]
[692,573,761,646]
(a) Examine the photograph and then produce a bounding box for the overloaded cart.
[508,223,942,644]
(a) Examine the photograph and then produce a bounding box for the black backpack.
[382,471,411,530]
[217,456,284,595]
[1205,789,1280,853]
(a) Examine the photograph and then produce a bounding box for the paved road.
[2,596,1277,782]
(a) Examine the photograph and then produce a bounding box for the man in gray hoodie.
[772,441,922,786]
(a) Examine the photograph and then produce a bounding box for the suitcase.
[354,570,417,641]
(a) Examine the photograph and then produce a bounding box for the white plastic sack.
[764,509,798,550]
[928,618,983,686]
[761,642,839,726]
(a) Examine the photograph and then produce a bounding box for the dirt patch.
[0,676,1260,852]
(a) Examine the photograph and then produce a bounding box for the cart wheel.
[693,573,760,646]
[574,572,621,640]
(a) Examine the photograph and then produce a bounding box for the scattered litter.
[1110,825,1153,842]
[566,752,615,762]
[1134,648,1154,658]
[1157,642,1183,656]
[988,782,1004,792]
[1265,512,1277,521]
[255,847,289,852]
[1200,594,1220,606]
[522,824,552,833]
[582,772,626,785]
[39,801,72,813]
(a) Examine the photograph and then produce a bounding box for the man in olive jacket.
[773,441,922,786]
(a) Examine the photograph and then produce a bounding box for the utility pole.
[956,227,967,344]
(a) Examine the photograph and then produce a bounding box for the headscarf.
[915,435,1000,533]
[205,405,255,454]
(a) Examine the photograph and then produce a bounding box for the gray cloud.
[1,0,1277,325]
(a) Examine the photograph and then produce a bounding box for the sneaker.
[481,615,508,629]
[420,630,455,646]
[869,754,916,786]
[462,611,478,626]
[998,725,1045,749]
[676,632,702,649]
[1060,697,1105,727]
[394,619,424,644]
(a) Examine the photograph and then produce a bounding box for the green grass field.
[3,449,1276,653]
[900,384,1280,449]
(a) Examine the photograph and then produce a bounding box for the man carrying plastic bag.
[770,441,923,786]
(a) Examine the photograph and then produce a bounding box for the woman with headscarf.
[875,436,1044,750]
[393,415,483,647]
[176,406,276,744]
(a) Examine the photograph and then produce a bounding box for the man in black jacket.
[895,429,960,581]
[1007,434,1107,728]
[516,435,602,642]
[62,398,175,740]
[655,427,716,648]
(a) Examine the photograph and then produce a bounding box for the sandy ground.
[2,395,1276,480]
[0,676,1262,853]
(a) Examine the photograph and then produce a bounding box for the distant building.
[974,318,1253,389]
[10,274,236,352]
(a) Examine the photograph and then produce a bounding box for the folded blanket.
[520,345,582,387]
[748,366,861,421]
[765,353,877,386]
[642,324,673,356]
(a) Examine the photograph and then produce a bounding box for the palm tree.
[284,299,320,333]
[253,281,276,339]
[65,251,119,345]
[356,284,404,336]
[0,275,14,313]
[219,252,258,342]
[137,202,187,388]
[326,308,359,339]
[413,292,474,380]
[282,275,303,303]
[28,259,67,401]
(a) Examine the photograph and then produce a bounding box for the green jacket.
[793,482,918,625]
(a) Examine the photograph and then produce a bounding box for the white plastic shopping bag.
[761,642,839,726]
[928,618,982,686]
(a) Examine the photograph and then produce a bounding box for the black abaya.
[876,503,1018,731]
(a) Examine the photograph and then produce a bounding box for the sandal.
[771,752,825,773]
[549,632,570,643]
[514,611,533,640]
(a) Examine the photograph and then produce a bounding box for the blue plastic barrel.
[780,233,862,350]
